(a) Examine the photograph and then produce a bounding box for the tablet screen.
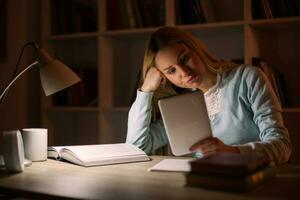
[158,91,212,156]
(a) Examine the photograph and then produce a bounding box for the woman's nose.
[178,65,191,77]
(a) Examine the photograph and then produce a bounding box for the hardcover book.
[186,165,276,191]
[190,153,270,176]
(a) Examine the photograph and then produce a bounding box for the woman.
[126,27,291,164]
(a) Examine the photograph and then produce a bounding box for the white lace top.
[204,74,221,121]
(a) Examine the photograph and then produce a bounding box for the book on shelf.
[176,0,206,25]
[252,57,281,103]
[51,0,97,34]
[106,0,123,30]
[252,0,266,19]
[273,72,290,108]
[267,0,288,18]
[200,0,217,23]
[125,0,137,28]
[48,143,150,167]
[52,68,98,106]
[252,57,290,108]
[252,0,300,19]
[106,0,165,30]
[185,165,276,191]
[132,0,165,28]
[261,0,273,18]
[189,153,270,177]
[285,0,300,17]
[118,0,131,29]
[130,0,143,28]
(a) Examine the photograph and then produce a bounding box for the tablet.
[158,91,212,156]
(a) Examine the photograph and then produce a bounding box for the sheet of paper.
[148,158,195,172]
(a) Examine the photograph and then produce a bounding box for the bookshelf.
[41,0,300,161]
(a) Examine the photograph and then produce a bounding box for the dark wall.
[0,0,41,153]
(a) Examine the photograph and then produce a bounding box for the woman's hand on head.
[189,137,239,157]
[141,67,165,92]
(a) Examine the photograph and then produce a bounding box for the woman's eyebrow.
[163,49,186,71]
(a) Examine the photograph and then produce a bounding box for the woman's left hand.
[189,137,239,157]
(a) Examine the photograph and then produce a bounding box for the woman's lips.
[186,74,198,84]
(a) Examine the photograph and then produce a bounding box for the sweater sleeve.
[236,68,292,164]
[126,90,169,155]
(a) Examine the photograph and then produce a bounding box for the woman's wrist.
[141,85,155,93]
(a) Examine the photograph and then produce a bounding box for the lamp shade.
[37,48,81,96]
[40,59,81,96]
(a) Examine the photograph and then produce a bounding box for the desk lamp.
[0,42,81,172]
[0,42,81,104]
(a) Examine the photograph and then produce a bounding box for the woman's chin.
[182,83,200,89]
[189,81,202,88]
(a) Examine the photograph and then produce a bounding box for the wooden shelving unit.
[41,0,300,159]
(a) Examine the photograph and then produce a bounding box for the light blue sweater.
[126,66,291,164]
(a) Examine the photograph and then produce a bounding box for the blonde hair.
[141,27,238,121]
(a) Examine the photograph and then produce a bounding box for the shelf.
[100,21,246,38]
[248,17,300,29]
[101,107,130,113]
[177,20,245,30]
[283,108,300,113]
[47,106,99,112]
[48,32,98,40]
[100,27,159,38]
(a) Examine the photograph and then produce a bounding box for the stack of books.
[185,153,276,191]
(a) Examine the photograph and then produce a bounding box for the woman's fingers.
[189,137,215,152]
[190,137,240,155]
[141,67,164,92]
[202,150,217,157]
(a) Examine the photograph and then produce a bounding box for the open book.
[47,143,150,167]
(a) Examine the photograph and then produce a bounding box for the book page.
[47,146,68,160]
[148,158,194,172]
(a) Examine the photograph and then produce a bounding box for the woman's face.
[155,43,211,90]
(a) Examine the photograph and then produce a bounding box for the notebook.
[158,91,212,156]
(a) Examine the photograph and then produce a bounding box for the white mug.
[22,128,48,161]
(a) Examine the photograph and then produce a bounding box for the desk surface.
[0,156,300,200]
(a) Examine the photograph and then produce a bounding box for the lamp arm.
[11,42,39,80]
[0,61,40,105]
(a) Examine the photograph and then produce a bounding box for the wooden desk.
[0,156,299,200]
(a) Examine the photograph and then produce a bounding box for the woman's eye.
[180,55,190,64]
[167,67,176,74]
